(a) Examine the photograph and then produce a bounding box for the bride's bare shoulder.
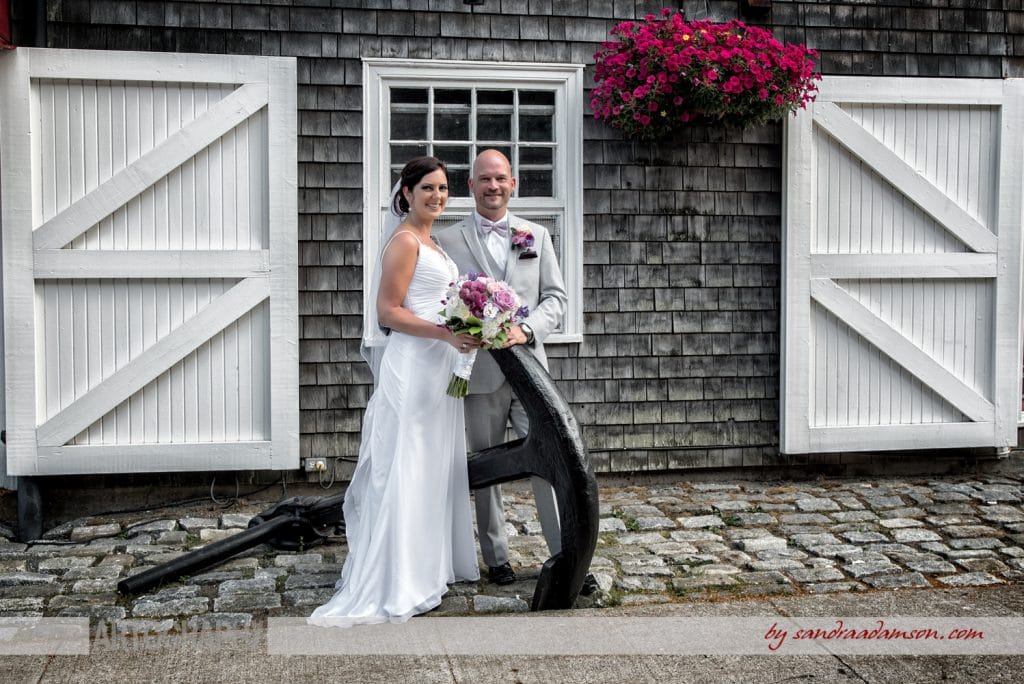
[383,229,421,255]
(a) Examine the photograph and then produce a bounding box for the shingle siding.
[42,0,1022,471]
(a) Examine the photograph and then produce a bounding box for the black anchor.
[466,346,599,609]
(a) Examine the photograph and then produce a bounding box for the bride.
[309,157,481,627]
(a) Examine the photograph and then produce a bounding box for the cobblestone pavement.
[1,467,1023,635]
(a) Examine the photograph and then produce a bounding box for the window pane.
[391,112,427,139]
[520,91,555,107]
[446,167,470,197]
[390,88,428,104]
[478,90,514,105]
[477,113,511,141]
[390,144,429,167]
[519,147,553,165]
[435,111,469,140]
[519,114,553,142]
[435,89,471,105]
[434,145,470,167]
[519,169,553,197]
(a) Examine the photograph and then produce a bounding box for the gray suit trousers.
[466,384,561,567]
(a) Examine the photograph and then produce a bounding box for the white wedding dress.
[309,233,480,627]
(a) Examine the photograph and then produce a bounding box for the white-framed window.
[362,58,584,346]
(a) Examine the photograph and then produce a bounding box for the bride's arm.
[377,233,474,350]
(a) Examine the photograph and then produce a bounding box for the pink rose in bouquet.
[440,273,530,397]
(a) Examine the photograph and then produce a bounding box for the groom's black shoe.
[579,573,599,596]
[487,562,516,585]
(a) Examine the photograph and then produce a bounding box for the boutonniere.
[511,226,537,258]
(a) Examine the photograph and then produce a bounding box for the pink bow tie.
[479,218,508,236]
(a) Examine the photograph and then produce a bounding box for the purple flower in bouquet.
[491,287,519,312]
[439,274,529,397]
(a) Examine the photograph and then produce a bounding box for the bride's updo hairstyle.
[391,156,448,215]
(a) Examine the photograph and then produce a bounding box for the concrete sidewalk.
[1,584,1022,682]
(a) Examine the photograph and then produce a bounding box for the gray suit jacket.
[437,213,567,394]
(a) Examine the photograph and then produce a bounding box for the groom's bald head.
[472,149,512,176]
[470,149,516,220]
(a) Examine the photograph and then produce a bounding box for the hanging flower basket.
[591,9,821,140]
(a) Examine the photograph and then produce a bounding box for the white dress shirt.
[474,210,509,273]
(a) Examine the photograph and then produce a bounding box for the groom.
[440,149,567,585]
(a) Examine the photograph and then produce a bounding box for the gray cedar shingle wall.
[43,1,1024,473]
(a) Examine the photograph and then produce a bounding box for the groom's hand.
[501,325,529,348]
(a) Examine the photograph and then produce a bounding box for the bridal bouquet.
[440,273,529,398]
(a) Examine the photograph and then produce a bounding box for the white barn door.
[0,48,298,477]
[782,77,1024,454]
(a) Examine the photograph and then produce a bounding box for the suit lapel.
[503,212,521,282]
